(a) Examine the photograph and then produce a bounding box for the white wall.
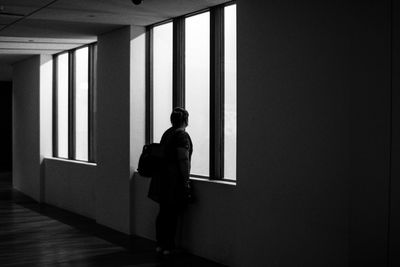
[39,55,53,201]
[45,159,97,218]
[128,26,147,234]
[13,56,41,201]
[129,26,146,175]
[13,54,52,202]
[180,180,236,264]
[96,26,132,234]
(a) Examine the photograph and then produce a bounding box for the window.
[75,47,89,161]
[153,22,173,143]
[146,2,237,181]
[224,4,237,180]
[53,44,97,162]
[185,12,210,177]
[55,53,69,159]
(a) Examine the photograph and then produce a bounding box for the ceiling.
[0,0,230,65]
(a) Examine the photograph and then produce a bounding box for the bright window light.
[185,12,210,177]
[56,53,69,158]
[224,4,237,180]
[75,47,89,161]
[153,22,173,142]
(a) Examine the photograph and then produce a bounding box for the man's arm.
[177,147,190,183]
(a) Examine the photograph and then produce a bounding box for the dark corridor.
[0,81,12,174]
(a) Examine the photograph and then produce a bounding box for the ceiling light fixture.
[131,0,143,5]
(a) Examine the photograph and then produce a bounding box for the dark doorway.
[0,81,12,175]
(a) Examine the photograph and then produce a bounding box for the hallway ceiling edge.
[0,0,230,65]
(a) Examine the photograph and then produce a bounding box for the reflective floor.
[0,173,226,267]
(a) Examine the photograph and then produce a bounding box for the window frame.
[53,43,97,163]
[146,1,236,182]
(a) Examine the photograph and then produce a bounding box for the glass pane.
[75,47,89,161]
[185,12,210,177]
[224,4,237,180]
[56,53,69,158]
[153,22,173,142]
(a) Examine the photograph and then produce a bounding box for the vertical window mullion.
[173,17,185,108]
[53,57,59,158]
[210,7,224,180]
[69,51,76,160]
[88,45,96,162]
[146,27,154,144]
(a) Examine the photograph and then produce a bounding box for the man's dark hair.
[170,107,189,128]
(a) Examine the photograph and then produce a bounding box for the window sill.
[190,176,236,186]
[134,172,236,186]
[45,157,97,167]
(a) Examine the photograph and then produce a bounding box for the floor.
[0,173,226,267]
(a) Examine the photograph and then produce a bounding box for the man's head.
[170,107,189,128]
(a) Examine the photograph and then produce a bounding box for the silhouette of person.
[150,107,193,255]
